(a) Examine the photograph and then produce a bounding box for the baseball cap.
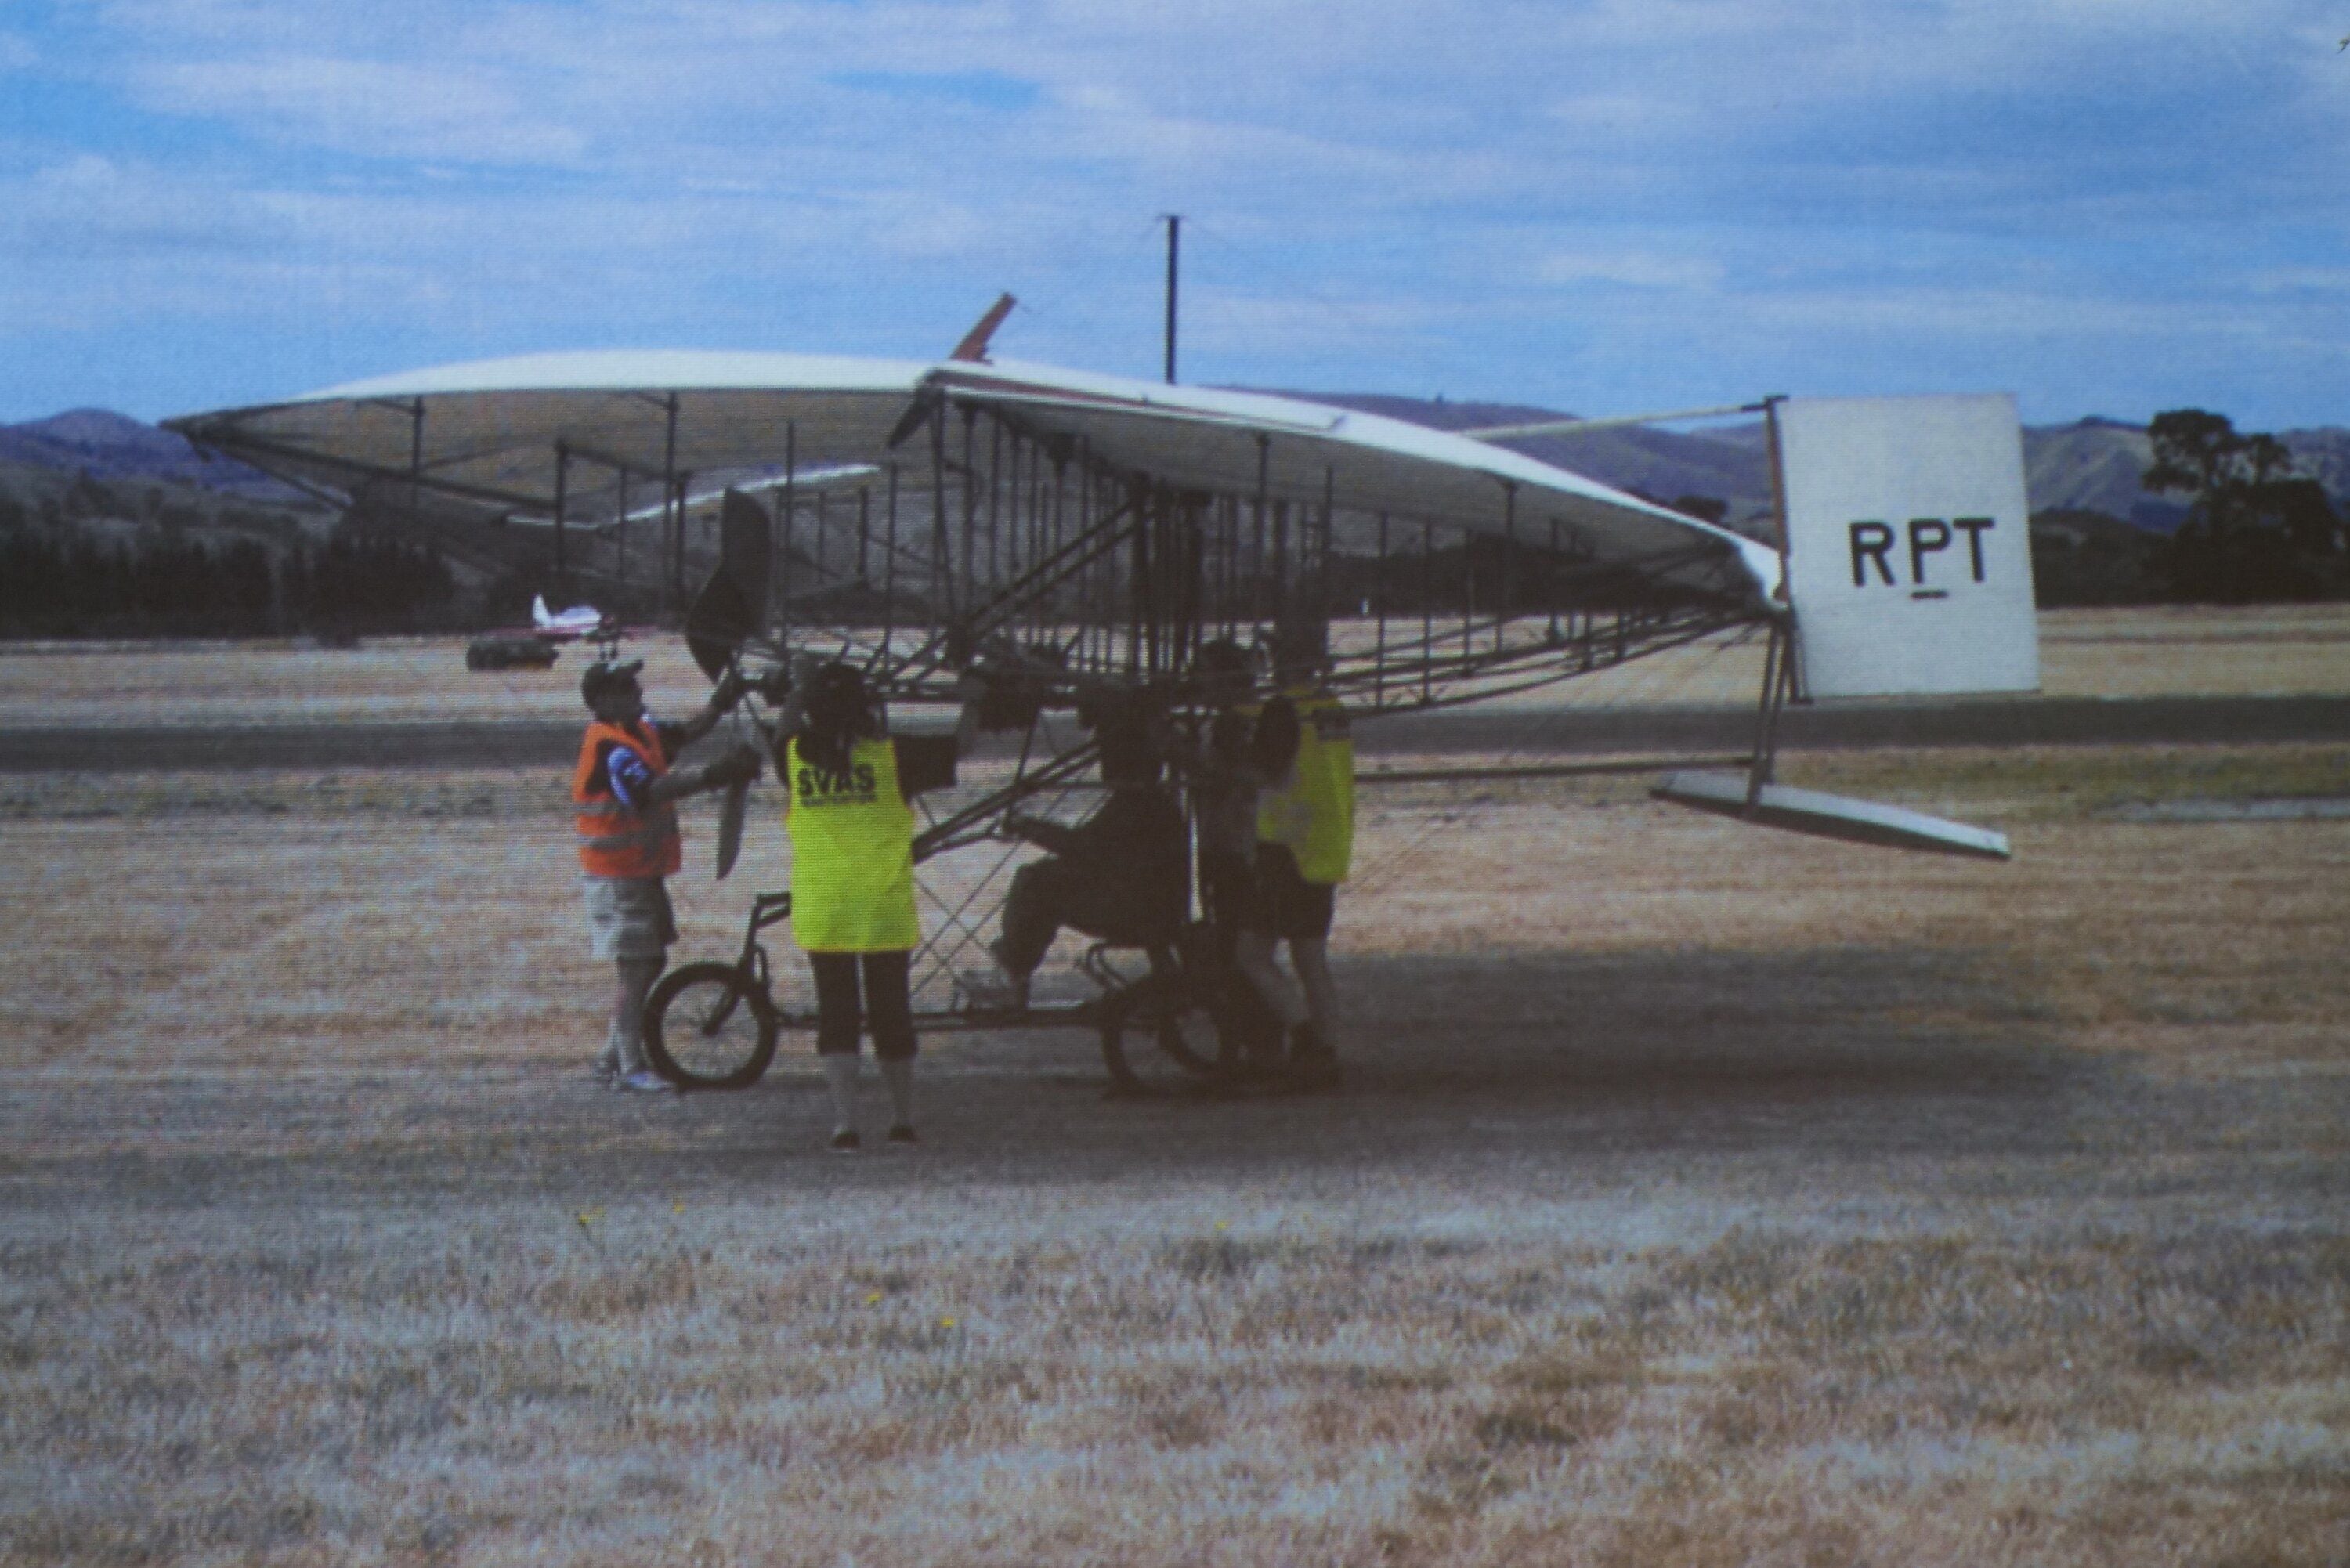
[580,657,645,704]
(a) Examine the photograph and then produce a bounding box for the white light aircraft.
[530,594,613,641]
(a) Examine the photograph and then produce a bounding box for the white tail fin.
[532,594,552,628]
[1775,395,2039,699]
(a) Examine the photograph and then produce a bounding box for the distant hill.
[1296,396,2346,533]
[1275,392,1783,537]
[0,409,298,500]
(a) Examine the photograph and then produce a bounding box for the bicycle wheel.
[1098,963,1227,1096]
[644,961,778,1090]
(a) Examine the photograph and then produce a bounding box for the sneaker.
[616,1069,677,1094]
[886,1123,920,1147]
[1285,1025,1343,1092]
[589,1060,620,1089]
[829,1129,862,1154]
[960,965,1029,1013]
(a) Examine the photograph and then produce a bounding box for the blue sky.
[2,0,2345,428]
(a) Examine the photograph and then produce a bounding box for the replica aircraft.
[167,299,2041,1090]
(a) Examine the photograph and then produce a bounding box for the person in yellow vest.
[574,657,760,1093]
[1235,621,1354,1090]
[763,658,974,1152]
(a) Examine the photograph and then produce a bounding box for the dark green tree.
[2143,409,2345,602]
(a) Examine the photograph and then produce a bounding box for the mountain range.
[1289,395,2350,537]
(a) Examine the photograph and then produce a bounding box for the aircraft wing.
[928,359,1777,606]
[167,350,932,523]
[164,349,1776,608]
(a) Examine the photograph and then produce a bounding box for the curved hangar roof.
[165,349,1779,605]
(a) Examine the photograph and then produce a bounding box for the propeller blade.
[949,293,1018,362]
[714,777,749,880]
[884,389,941,450]
[718,488,773,627]
[684,572,755,681]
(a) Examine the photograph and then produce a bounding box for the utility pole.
[1162,213,1181,385]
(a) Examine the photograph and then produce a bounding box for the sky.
[2,1,2345,430]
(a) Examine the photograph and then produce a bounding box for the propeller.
[687,487,785,880]
[884,385,943,451]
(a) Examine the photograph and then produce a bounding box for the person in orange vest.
[574,656,760,1092]
[758,656,978,1151]
[1235,619,1354,1091]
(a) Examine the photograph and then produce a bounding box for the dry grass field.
[4,616,2350,1564]
[6,603,2350,728]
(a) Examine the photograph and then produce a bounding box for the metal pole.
[1748,620,1790,805]
[1547,518,1560,641]
[1762,393,1798,699]
[1374,511,1388,703]
[1499,482,1516,654]
[1253,434,1270,639]
[1163,213,1180,385]
[960,406,979,618]
[779,421,796,635]
[1421,520,1434,701]
[988,414,1003,587]
[1273,500,1291,630]
[883,467,899,658]
[931,401,954,619]
[1318,464,1335,634]
[1462,526,1474,667]
[661,395,680,611]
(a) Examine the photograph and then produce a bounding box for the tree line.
[0,533,458,638]
[2140,409,2346,602]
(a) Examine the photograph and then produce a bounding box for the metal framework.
[179,367,1784,1030]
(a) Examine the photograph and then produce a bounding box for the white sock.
[820,1055,860,1135]
[880,1059,916,1129]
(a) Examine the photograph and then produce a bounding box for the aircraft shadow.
[675,941,2101,1187]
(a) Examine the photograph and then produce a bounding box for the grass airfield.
[4,609,2350,1565]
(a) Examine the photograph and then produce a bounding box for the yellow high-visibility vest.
[1255,687,1354,884]
[784,736,919,952]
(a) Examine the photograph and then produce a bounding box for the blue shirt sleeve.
[606,744,656,813]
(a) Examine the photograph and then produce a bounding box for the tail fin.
[1775,395,2039,699]
[532,594,552,629]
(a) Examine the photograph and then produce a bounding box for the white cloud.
[2,0,2342,425]
[129,55,589,164]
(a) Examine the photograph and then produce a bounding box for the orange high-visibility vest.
[572,721,683,879]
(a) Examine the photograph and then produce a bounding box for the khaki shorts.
[582,875,677,961]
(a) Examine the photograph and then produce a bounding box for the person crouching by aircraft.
[761,658,978,1152]
[984,711,1190,1011]
[574,657,760,1093]
[1235,621,1354,1091]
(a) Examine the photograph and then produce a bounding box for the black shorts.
[1244,844,1335,941]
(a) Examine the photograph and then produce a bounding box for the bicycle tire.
[644,961,779,1090]
[1098,963,1227,1095]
